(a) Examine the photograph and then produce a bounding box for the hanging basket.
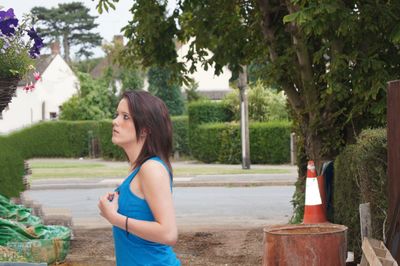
[0,77,20,113]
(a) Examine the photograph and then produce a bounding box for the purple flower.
[0,17,18,36]
[27,28,40,42]
[0,8,18,36]
[27,28,44,46]
[27,28,44,58]
[0,8,15,21]
[29,45,41,59]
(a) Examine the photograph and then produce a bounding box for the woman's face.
[112,98,137,147]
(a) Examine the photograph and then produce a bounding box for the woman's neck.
[124,141,144,165]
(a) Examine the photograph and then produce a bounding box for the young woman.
[98,91,181,265]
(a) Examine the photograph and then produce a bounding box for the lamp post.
[238,65,250,169]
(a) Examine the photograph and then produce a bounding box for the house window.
[50,112,57,120]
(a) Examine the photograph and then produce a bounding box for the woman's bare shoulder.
[138,159,169,183]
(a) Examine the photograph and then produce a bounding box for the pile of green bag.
[0,194,71,264]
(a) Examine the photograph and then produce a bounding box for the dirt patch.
[59,227,264,265]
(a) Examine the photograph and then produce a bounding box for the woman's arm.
[98,160,178,246]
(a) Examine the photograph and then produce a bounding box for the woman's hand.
[98,192,119,225]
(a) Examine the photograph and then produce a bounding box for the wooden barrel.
[263,223,348,266]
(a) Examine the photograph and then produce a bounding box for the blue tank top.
[112,157,181,266]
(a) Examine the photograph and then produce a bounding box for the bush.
[250,121,291,163]
[0,121,99,197]
[333,128,387,260]
[223,80,289,122]
[0,137,25,198]
[59,72,117,121]
[98,120,125,160]
[171,116,190,156]
[191,121,291,164]
[188,100,233,127]
[190,123,225,163]
[0,117,192,196]
[7,121,98,158]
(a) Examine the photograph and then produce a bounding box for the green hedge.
[190,123,225,163]
[0,137,25,198]
[171,116,190,155]
[188,100,233,127]
[0,118,190,196]
[191,121,291,164]
[0,121,100,197]
[7,121,98,158]
[98,120,125,160]
[333,128,387,260]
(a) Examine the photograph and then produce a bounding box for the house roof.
[90,56,113,79]
[17,54,56,86]
[197,90,232,100]
[181,89,232,100]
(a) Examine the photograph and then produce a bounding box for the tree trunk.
[63,34,70,63]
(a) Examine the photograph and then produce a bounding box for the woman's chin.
[111,137,119,146]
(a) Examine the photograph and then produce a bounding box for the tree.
[97,0,400,169]
[101,37,145,93]
[60,72,116,120]
[223,80,289,122]
[31,2,102,62]
[148,66,185,116]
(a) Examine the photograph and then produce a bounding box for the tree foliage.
[60,72,117,120]
[223,81,289,122]
[102,37,145,93]
[148,66,185,116]
[31,2,102,61]
[97,0,400,169]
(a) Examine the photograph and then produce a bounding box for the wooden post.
[360,203,372,242]
[238,65,250,169]
[290,132,297,165]
[387,80,400,262]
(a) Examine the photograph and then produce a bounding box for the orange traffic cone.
[303,160,328,224]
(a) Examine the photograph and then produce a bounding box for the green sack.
[0,195,42,226]
[0,218,71,264]
[0,194,13,207]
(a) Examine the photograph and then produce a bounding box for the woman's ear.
[140,128,149,138]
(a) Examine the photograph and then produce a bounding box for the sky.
[0,0,152,59]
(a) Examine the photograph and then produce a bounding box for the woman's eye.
[123,115,129,120]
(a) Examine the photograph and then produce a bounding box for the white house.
[91,36,233,100]
[176,39,233,99]
[0,43,79,134]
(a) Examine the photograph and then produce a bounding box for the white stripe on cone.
[305,177,322,205]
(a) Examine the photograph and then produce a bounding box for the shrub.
[171,116,190,156]
[98,120,125,160]
[222,80,289,122]
[0,117,193,196]
[190,123,224,163]
[333,128,387,260]
[188,100,233,127]
[191,121,291,164]
[0,137,24,198]
[7,121,98,158]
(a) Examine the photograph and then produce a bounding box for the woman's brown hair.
[122,91,173,176]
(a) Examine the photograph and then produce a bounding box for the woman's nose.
[112,117,118,126]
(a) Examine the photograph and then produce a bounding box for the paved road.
[26,186,295,229]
